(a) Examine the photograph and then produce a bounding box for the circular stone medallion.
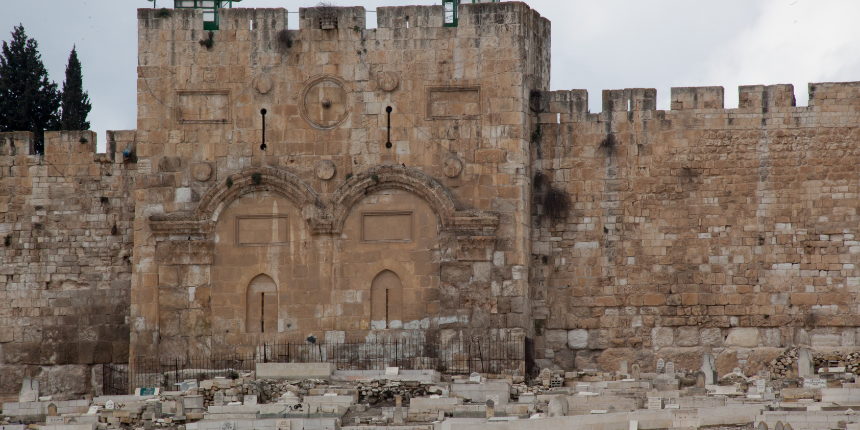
[300,75,350,129]
[193,163,213,181]
[254,73,274,95]
[376,71,399,92]
[316,160,337,180]
[443,156,463,178]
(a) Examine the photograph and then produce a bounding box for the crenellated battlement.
[535,81,860,127]
[137,2,546,35]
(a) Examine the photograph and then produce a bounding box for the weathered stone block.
[725,328,759,348]
[568,329,588,349]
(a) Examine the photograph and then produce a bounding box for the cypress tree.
[60,46,91,131]
[0,24,60,154]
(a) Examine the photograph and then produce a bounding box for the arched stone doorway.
[246,274,277,333]
[370,270,403,329]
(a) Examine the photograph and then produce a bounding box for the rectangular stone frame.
[235,215,290,246]
[360,211,414,243]
[425,86,482,120]
[175,89,232,124]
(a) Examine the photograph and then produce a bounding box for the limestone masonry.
[3,1,860,398]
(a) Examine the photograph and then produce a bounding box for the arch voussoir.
[195,166,323,232]
[328,165,462,234]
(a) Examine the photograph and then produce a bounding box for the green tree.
[60,46,91,131]
[0,24,60,153]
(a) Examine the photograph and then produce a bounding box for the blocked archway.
[246,274,278,333]
[370,270,403,330]
[328,165,458,234]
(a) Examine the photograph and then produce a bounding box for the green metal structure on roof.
[443,0,500,27]
[173,0,242,31]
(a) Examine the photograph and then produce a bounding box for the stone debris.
[7,359,860,430]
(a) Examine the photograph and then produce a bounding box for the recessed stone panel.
[361,212,413,243]
[176,90,230,124]
[426,86,481,120]
[236,216,289,246]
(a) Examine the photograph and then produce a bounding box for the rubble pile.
[769,348,860,378]
[769,347,800,378]
[8,352,860,430]
[355,380,429,406]
[190,378,311,406]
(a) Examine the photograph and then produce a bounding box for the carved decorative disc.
[254,73,274,95]
[300,76,349,129]
[443,156,463,178]
[193,163,213,181]
[316,160,337,180]
[377,71,399,92]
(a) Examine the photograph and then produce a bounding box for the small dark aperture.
[386,106,393,113]
[386,142,392,149]
[260,108,268,151]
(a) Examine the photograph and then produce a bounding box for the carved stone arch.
[195,166,327,233]
[327,165,459,234]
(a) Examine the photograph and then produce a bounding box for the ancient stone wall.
[131,3,547,360]
[530,82,860,376]
[9,0,860,399]
[0,130,137,399]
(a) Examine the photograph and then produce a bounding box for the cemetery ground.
[5,348,860,430]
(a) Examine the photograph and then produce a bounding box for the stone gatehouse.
[3,1,860,398]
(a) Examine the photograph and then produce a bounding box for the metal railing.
[116,337,525,393]
[102,363,130,396]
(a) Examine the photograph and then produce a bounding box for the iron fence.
[102,363,129,396]
[118,336,525,393]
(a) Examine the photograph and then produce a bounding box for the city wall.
[3,1,860,399]
[0,130,137,399]
[531,82,860,376]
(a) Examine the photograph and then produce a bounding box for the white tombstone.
[629,421,639,430]
[733,367,742,375]
[105,400,115,410]
[656,358,665,373]
[540,368,552,385]
[798,348,814,378]
[701,353,717,385]
[631,364,641,380]
[19,377,38,403]
[175,399,186,419]
[547,395,569,417]
[620,361,628,375]
[46,417,65,425]
[803,378,826,389]
[665,362,675,376]
[386,367,399,376]
[243,395,258,406]
[758,422,768,430]
[214,391,225,406]
[221,422,235,430]
[470,372,482,383]
[647,397,662,410]
[756,379,766,393]
[393,407,405,424]
[87,405,100,415]
[276,419,291,430]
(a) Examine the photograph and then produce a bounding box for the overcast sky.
[3,0,860,152]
